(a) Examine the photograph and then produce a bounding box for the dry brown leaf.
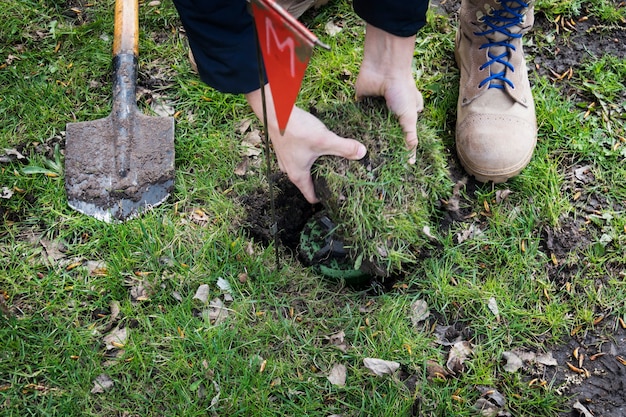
[327,363,347,386]
[473,398,501,417]
[103,326,128,350]
[242,129,262,146]
[495,189,512,204]
[204,298,229,324]
[502,351,523,373]
[109,300,121,322]
[241,142,262,157]
[446,341,473,375]
[5,147,25,158]
[487,297,500,321]
[130,281,150,301]
[1,187,13,199]
[236,118,253,134]
[86,260,108,276]
[363,358,400,376]
[189,208,211,226]
[410,299,430,326]
[324,20,342,36]
[216,277,232,292]
[425,359,450,381]
[193,284,210,305]
[91,374,114,394]
[536,352,558,366]
[477,386,506,408]
[327,330,348,353]
[39,238,67,263]
[456,224,482,243]
[234,158,249,176]
[433,324,464,346]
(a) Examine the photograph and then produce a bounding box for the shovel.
[65,0,174,223]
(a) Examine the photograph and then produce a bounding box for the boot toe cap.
[456,114,537,183]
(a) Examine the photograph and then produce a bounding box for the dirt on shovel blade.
[65,111,174,223]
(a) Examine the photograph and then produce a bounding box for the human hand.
[355,24,424,163]
[246,86,367,204]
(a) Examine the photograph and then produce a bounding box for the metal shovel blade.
[65,111,174,223]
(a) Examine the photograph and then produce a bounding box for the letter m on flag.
[250,0,326,134]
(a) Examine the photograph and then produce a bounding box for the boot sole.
[457,146,534,184]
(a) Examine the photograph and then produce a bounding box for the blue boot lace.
[475,0,529,89]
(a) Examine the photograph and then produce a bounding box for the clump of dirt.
[310,98,452,277]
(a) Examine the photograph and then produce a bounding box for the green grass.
[1,0,625,416]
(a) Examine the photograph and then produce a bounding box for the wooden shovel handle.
[113,0,139,57]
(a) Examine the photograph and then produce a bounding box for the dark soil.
[549,320,626,417]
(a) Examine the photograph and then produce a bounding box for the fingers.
[322,136,367,161]
[289,173,320,204]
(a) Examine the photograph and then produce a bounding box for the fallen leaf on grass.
[495,189,512,204]
[151,99,175,117]
[189,208,211,226]
[91,374,114,394]
[410,299,430,326]
[234,158,249,176]
[325,20,342,36]
[193,284,210,305]
[474,398,507,417]
[433,324,465,346]
[103,327,127,350]
[473,386,510,417]
[1,147,26,163]
[477,386,506,408]
[536,352,558,366]
[487,297,500,322]
[86,260,108,276]
[425,359,450,381]
[241,143,262,157]
[326,330,348,353]
[39,238,67,263]
[446,341,473,375]
[210,380,220,408]
[574,165,594,183]
[456,223,483,244]
[363,358,400,376]
[109,300,121,323]
[327,363,347,386]
[216,277,232,292]
[241,129,263,156]
[171,291,183,302]
[235,118,252,134]
[130,280,151,302]
[203,298,229,324]
[1,187,13,199]
[502,349,558,372]
[502,351,523,373]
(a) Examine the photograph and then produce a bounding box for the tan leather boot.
[455,0,537,182]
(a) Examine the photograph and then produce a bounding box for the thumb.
[323,137,367,161]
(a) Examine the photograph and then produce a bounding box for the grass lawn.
[1,0,625,416]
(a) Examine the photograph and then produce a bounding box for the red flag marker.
[251,0,327,134]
